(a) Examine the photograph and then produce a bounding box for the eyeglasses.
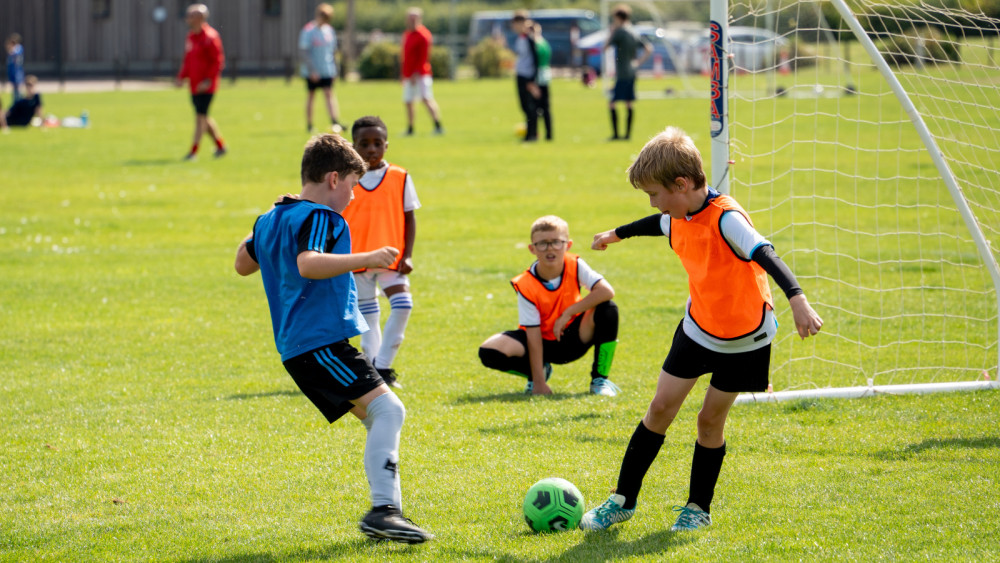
[531,239,567,251]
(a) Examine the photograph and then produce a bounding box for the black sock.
[434,120,442,130]
[626,108,634,139]
[610,108,619,138]
[407,125,414,134]
[615,420,665,509]
[687,441,726,513]
[478,346,530,378]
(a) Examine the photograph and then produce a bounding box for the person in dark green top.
[604,4,652,140]
[532,22,553,141]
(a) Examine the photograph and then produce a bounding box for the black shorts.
[662,321,771,393]
[281,340,384,423]
[612,78,637,102]
[306,77,334,91]
[503,313,592,365]
[191,93,214,115]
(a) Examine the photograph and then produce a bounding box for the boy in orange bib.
[580,126,823,533]
[479,215,621,396]
[341,116,419,388]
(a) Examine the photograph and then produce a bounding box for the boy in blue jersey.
[234,133,432,544]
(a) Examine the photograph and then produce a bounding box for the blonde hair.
[627,126,707,191]
[316,3,334,22]
[530,215,570,239]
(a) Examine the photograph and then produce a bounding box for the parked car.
[578,24,690,76]
[468,9,601,67]
[685,26,787,74]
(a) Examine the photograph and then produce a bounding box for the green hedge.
[358,42,452,80]
[466,37,515,78]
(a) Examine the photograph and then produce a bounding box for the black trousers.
[516,75,538,140]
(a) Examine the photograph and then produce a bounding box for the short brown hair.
[612,4,632,21]
[511,10,529,24]
[301,133,367,185]
[530,215,569,239]
[627,127,707,191]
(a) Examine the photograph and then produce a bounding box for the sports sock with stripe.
[375,292,412,370]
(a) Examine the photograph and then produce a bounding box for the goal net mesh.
[726,0,1000,391]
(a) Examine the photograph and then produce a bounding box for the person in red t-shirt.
[400,8,442,136]
[175,3,227,161]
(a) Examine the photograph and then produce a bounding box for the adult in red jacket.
[175,3,227,160]
[400,8,443,136]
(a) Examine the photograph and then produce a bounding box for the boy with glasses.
[479,215,621,396]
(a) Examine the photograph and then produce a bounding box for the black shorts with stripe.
[282,340,384,423]
[662,321,771,393]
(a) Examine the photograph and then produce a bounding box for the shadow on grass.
[223,390,300,401]
[478,413,618,444]
[179,538,424,562]
[874,435,1000,461]
[452,390,594,405]
[442,528,691,562]
[122,158,181,166]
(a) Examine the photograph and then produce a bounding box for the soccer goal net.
[713,0,1000,402]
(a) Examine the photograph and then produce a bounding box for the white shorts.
[355,269,410,300]
[402,75,434,103]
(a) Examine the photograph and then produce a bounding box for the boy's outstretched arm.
[591,230,622,251]
[297,246,399,279]
[593,214,666,250]
[552,279,614,340]
[751,245,824,339]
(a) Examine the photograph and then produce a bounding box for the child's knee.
[479,346,508,370]
[368,390,406,425]
[388,292,413,310]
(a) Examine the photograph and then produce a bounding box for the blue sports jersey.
[247,198,367,361]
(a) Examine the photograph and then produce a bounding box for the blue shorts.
[612,78,637,102]
[282,340,385,422]
[662,321,771,393]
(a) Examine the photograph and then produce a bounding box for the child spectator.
[6,33,24,101]
[4,75,41,127]
[341,116,420,389]
[479,215,621,396]
[234,133,432,544]
[580,127,823,532]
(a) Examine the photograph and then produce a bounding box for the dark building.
[0,0,322,80]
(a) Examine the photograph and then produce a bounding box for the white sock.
[376,292,412,370]
[363,392,405,508]
[358,297,381,362]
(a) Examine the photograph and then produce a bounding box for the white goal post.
[706,0,1000,402]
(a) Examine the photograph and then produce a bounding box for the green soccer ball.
[522,477,585,532]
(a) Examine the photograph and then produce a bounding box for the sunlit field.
[1,75,998,561]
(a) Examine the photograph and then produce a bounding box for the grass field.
[2,75,999,561]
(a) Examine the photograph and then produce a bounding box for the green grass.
[1,76,998,561]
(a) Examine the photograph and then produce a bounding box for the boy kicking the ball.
[234,133,432,544]
[579,127,823,532]
[478,215,621,396]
